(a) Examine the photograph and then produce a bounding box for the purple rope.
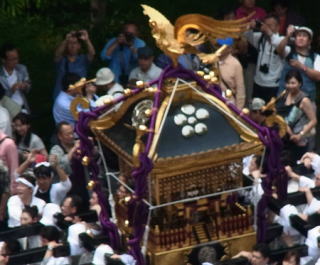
[73,84,149,250]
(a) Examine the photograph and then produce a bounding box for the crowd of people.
[0,0,320,264]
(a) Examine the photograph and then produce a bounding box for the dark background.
[1,0,319,148]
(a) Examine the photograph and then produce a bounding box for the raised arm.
[54,31,75,62]
[78,29,96,62]
[234,61,245,109]
[276,25,295,58]
[49,154,68,182]
[300,187,314,205]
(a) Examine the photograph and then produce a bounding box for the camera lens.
[259,64,269,74]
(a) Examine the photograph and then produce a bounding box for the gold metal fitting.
[138,125,148,131]
[144,109,152,117]
[145,87,156,93]
[225,89,233,98]
[103,97,113,105]
[242,108,250,115]
[211,77,218,83]
[209,71,215,77]
[87,180,96,190]
[136,80,145,88]
[82,156,90,166]
[124,88,133,96]
[124,220,129,227]
[196,70,205,76]
[203,75,211,81]
[124,196,131,203]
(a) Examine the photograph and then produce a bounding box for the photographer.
[245,14,286,103]
[276,26,320,101]
[100,23,146,85]
[53,29,95,99]
[128,46,162,85]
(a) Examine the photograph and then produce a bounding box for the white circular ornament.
[181,104,195,115]
[195,123,208,135]
[188,116,197,125]
[195,108,209,120]
[182,125,195,138]
[174,114,187,126]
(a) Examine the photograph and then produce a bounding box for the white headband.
[16,178,35,190]
[35,162,51,168]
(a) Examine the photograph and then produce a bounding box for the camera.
[259,64,269,74]
[255,20,263,31]
[73,31,83,39]
[53,213,73,230]
[54,211,98,230]
[124,32,134,44]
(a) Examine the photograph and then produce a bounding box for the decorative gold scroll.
[141,4,253,66]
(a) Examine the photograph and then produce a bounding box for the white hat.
[92,244,114,265]
[95,68,115,85]
[40,203,61,226]
[295,26,313,39]
[250,98,266,111]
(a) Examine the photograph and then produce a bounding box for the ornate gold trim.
[148,231,255,257]
[91,80,262,164]
[152,142,263,175]
[148,87,260,159]
[70,96,90,120]
[89,90,156,130]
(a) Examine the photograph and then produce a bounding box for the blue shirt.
[53,91,76,126]
[53,54,89,99]
[100,37,145,82]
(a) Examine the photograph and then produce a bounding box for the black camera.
[73,31,83,39]
[259,64,269,74]
[124,32,134,44]
[255,20,263,31]
[53,213,73,230]
[79,233,110,252]
[54,211,98,230]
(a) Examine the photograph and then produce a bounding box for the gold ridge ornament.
[70,97,90,120]
[82,156,90,166]
[87,180,96,190]
[141,4,252,66]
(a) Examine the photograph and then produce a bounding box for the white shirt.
[245,32,286,87]
[41,256,70,265]
[68,223,86,256]
[283,47,320,71]
[0,105,12,137]
[303,198,320,215]
[18,133,46,152]
[33,178,72,205]
[299,175,315,188]
[311,154,320,175]
[129,63,162,83]
[242,155,254,176]
[7,195,46,227]
[3,67,24,106]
